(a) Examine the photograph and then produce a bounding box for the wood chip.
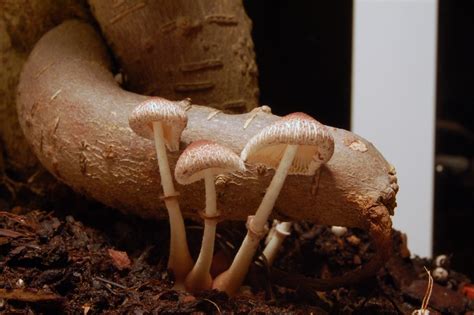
[0,228,25,238]
[0,288,63,303]
[346,235,361,246]
[108,248,131,270]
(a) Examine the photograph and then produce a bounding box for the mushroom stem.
[212,144,298,295]
[250,144,298,232]
[184,170,218,291]
[261,222,292,266]
[152,122,193,284]
[212,225,261,295]
[152,122,175,196]
[204,170,217,217]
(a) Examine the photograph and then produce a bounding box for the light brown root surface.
[88,0,259,113]
[0,0,91,174]
[17,20,398,289]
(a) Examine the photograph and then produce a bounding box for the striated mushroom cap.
[175,140,246,185]
[129,97,189,151]
[241,112,334,175]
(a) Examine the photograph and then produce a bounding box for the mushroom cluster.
[129,100,337,295]
[16,19,395,299]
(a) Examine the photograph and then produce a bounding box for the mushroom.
[261,221,292,266]
[129,97,193,285]
[213,112,335,295]
[175,140,245,292]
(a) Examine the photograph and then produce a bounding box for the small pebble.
[92,279,101,289]
[434,255,449,268]
[331,226,347,237]
[346,235,361,246]
[16,278,25,288]
[181,295,196,303]
[432,267,448,282]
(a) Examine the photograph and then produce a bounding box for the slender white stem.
[250,145,298,232]
[153,122,174,196]
[205,170,217,217]
[185,170,217,291]
[213,144,298,295]
[261,221,292,266]
[264,220,278,245]
[212,230,260,294]
[152,122,193,283]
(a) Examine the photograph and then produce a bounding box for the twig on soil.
[0,288,64,303]
[412,267,433,315]
[202,298,222,315]
[0,211,27,225]
[0,228,25,238]
[94,276,128,290]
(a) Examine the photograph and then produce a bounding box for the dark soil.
[0,201,473,314]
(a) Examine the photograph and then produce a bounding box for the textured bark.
[88,0,259,113]
[0,0,90,175]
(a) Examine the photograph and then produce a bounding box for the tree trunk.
[89,0,259,112]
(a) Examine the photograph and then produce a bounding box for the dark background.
[434,0,474,279]
[244,0,474,278]
[244,1,353,129]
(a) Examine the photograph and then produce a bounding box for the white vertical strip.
[351,0,437,257]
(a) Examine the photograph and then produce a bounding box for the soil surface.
[0,198,473,314]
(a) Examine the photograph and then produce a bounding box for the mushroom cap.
[175,140,246,185]
[241,112,334,175]
[129,97,189,151]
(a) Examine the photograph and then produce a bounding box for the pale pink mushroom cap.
[241,112,335,175]
[175,140,245,185]
[129,97,189,152]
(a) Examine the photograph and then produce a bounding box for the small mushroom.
[261,221,292,266]
[213,112,334,295]
[175,140,245,292]
[129,97,193,285]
